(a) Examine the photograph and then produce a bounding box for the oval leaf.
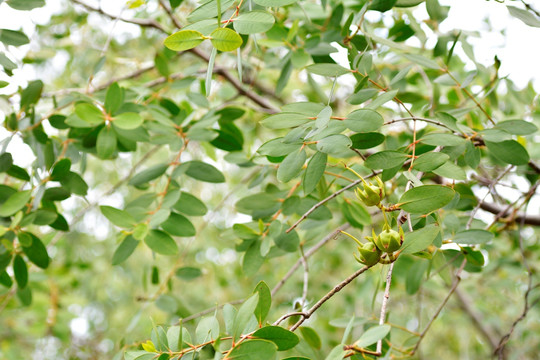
[233,11,275,34]
[354,324,391,348]
[344,109,384,132]
[277,149,306,183]
[364,150,409,169]
[253,326,299,351]
[0,190,32,217]
[400,225,440,255]
[306,63,350,77]
[485,140,530,165]
[183,160,225,183]
[210,28,243,52]
[164,29,205,51]
[228,339,277,360]
[399,185,455,214]
[114,112,143,130]
[100,206,136,228]
[303,151,327,195]
[112,235,139,265]
[161,212,196,237]
[144,229,179,255]
[453,229,494,245]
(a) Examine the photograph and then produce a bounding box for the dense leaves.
[1,0,539,359]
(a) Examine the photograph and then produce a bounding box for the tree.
[1,0,539,358]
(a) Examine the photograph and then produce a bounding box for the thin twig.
[410,258,467,355]
[286,172,380,233]
[289,264,374,331]
[467,165,513,229]
[299,245,309,308]
[376,262,394,354]
[271,224,350,296]
[494,201,539,359]
[454,287,500,351]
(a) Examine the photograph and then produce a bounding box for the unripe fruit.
[374,224,404,253]
[355,176,385,207]
[355,241,381,266]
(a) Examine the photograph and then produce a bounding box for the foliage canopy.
[1,0,540,359]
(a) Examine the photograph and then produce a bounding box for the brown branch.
[70,0,280,112]
[410,258,467,355]
[454,287,500,351]
[286,171,381,233]
[271,224,350,296]
[70,0,166,32]
[289,264,374,331]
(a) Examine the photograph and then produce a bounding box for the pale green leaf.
[164,30,205,51]
[210,28,243,52]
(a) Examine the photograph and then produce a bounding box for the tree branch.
[69,0,280,112]
[410,258,467,355]
[289,264,373,331]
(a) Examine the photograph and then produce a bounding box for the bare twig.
[286,172,381,233]
[376,263,394,354]
[494,202,539,359]
[289,264,374,331]
[467,165,513,229]
[271,224,350,296]
[410,258,467,355]
[71,0,166,32]
[299,246,309,308]
[454,287,500,351]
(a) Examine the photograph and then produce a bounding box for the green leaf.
[403,53,440,69]
[342,201,371,228]
[303,152,327,195]
[173,192,208,216]
[74,103,105,126]
[400,225,440,255]
[114,113,143,130]
[344,109,384,132]
[175,266,202,280]
[13,254,28,288]
[354,324,391,348]
[485,140,530,165]
[21,233,49,269]
[260,112,311,129]
[100,206,136,228]
[43,187,70,201]
[233,293,259,340]
[20,80,43,110]
[164,30,205,51]
[210,28,243,52]
[233,11,275,34]
[6,0,45,10]
[274,226,299,252]
[0,190,32,217]
[129,163,169,187]
[104,82,124,115]
[364,150,409,169]
[350,132,385,149]
[325,344,347,360]
[495,120,538,135]
[453,229,494,245]
[188,0,235,22]
[253,281,271,325]
[50,158,71,180]
[421,133,466,146]
[227,339,277,360]
[253,326,299,351]
[432,161,467,180]
[299,327,321,349]
[305,63,350,77]
[399,185,455,214]
[253,0,296,6]
[161,212,196,237]
[6,165,30,181]
[0,28,29,46]
[413,152,449,172]
[316,134,352,154]
[507,6,540,27]
[96,126,117,159]
[347,89,379,105]
[182,160,225,183]
[277,149,306,182]
[112,236,139,265]
[0,152,13,173]
[406,260,429,294]
[196,316,220,343]
[32,209,57,225]
[144,230,179,255]
[60,172,88,196]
